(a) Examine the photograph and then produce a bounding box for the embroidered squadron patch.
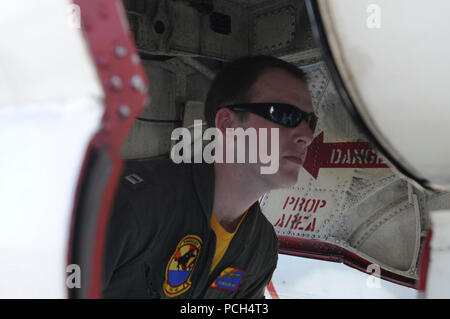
[210,267,245,292]
[163,235,202,297]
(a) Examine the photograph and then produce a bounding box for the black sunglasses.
[223,103,318,132]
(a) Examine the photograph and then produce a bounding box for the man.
[102,55,316,298]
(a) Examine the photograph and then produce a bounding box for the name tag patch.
[210,267,245,292]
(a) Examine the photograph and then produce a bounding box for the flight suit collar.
[191,161,262,234]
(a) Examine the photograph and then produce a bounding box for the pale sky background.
[266,254,418,299]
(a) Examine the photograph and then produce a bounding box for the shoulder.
[121,157,192,190]
[109,158,196,247]
[113,158,193,223]
[119,158,214,208]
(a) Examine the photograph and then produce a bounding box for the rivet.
[110,75,123,91]
[131,75,147,93]
[115,46,127,58]
[96,55,109,68]
[131,53,140,65]
[119,105,130,118]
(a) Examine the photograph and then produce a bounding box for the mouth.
[283,155,304,166]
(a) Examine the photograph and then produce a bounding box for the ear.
[214,108,234,135]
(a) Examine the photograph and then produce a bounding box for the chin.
[268,167,300,190]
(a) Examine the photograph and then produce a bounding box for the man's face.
[239,68,314,189]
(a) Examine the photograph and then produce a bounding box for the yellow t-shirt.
[210,210,248,272]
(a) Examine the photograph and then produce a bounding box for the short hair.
[204,55,307,127]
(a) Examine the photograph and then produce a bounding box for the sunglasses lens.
[267,105,293,127]
[228,104,316,131]
[293,112,303,128]
[283,107,317,132]
[307,115,317,132]
[269,105,287,125]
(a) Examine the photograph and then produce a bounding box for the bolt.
[131,53,140,65]
[110,75,123,91]
[131,75,147,94]
[115,46,127,58]
[119,105,130,118]
[96,55,109,69]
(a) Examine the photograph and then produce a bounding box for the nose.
[293,120,314,147]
